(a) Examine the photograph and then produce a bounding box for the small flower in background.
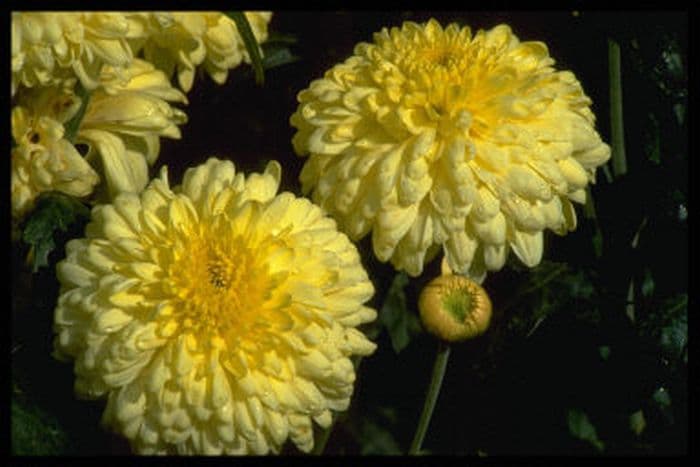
[53,158,376,454]
[11,12,135,96]
[291,19,611,279]
[127,12,273,92]
[78,59,188,200]
[11,85,99,220]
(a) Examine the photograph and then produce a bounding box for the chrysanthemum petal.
[510,229,544,267]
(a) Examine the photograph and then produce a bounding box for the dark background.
[11,10,689,456]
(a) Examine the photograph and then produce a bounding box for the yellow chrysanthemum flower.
[11,86,99,220]
[127,12,272,92]
[11,12,136,96]
[78,58,188,199]
[291,19,611,278]
[53,158,377,455]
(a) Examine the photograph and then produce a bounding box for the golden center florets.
[166,225,269,335]
[415,45,462,69]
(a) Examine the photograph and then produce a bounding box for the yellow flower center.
[375,23,550,146]
[166,218,271,337]
[416,45,460,69]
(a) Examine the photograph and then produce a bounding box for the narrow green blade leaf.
[608,38,627,178]
[63,83,90,144]
[641,268,655,297]
[264,31,298,45]
[228,12,265,86]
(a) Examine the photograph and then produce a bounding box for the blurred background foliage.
[11,10,688,455]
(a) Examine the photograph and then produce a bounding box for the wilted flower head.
[128,12,273,92]
[53,158,376,454]
[78,58,188,199]
[11,85,99,220]
[291,19,611,278]
[11,12,136,96]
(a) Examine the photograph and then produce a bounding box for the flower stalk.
[411,273,491,454]
[228,11,265,85]
[63,83,90,145]
[409,341,451,455]
[608,38,627,178]
[312,417,335,455]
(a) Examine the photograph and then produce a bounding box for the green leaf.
[645,113,661,165]
[21,192,90,272]
[591,228,604,259]
[264,31,298,45]
[12,396,69,455]
[261,46,300,70]
[651,386,674,425]
[659,298,687,360]
[501,261,569,314]
[358,418,402,455]
[629,410,646,436]
[641,268,655,297]
[638,293,687,363]
[380,272,421,354]
[227,12,265,85]
[652,386,671,407]
[567,408,605,452]
[260,32,300,70]
[673,102,685,126]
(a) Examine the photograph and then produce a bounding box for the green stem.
[312,417,334,455]
[228,11,265,86]
[63,83,91,145]
[584,187,604,258]
[625,216,648,323]
[608,38,627,178]
[409,341,451,455]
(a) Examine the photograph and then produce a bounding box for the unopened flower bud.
[418,274,492,342]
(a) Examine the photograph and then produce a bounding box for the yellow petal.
[81,129,148,197]
[510,229,543,267]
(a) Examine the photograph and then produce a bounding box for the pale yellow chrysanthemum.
[11,87,99,220]
[11,12,136,96]
[53,158,377,455]
[78,58,188,200]
[290,19,611,278]
[127,12,273,92]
